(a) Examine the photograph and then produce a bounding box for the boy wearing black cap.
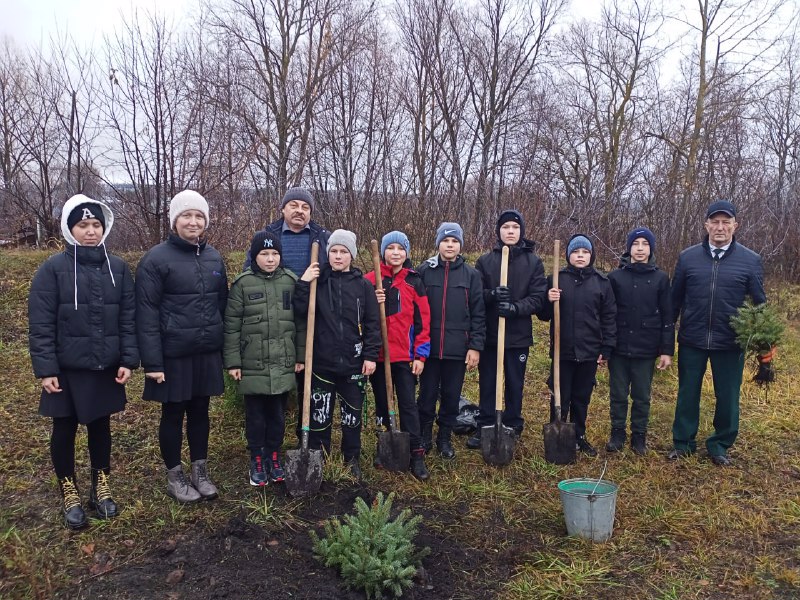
[539,234,616,456]
[224,231,306,486]
[467,210,547,448]
[606,227,674,455]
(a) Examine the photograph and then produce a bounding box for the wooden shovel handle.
[553,240,562,414]
[371,240,398,430]
[302,242,320,434]
[495,245,509,412]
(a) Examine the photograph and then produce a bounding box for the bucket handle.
[589,460,608,497]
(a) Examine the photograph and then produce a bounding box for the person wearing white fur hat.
[29,193,139,529]
[135,190,228,503]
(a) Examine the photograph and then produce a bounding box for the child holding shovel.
[293,229,381,480]
[467,210,547,449]
[366,231,432,480]
[538,234,616,456]
[224,231,306,487]
[606,227,673,455]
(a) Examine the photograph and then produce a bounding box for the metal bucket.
[558,477,618,542]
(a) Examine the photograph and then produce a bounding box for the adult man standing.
[243,187,330,275]
[668,200,766,466]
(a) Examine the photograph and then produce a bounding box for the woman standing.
[29,194,138,529]
[136,190,228,503]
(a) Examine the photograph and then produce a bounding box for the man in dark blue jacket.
[669,200,766,466]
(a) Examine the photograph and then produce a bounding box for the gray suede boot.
[166,465,201,504]
[190,460,218,500]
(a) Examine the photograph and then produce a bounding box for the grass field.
[1,248,798,599]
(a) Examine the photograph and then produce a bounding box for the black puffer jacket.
[475,239,547,348]
[538,259,617,361]
[29,246,139,377]
[293,264,381,375]
[417,255,486,360]
[671,236,765,350]
[136,234,228,371]
[608,254,674,358]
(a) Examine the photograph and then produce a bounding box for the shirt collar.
[282,220,311,233]
[710,242,731,254]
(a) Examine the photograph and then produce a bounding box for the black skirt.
[39,368,126,424]
[143,351,224,404]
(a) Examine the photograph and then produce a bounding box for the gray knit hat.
[281,187,315,212]
[435,222,464,248]
[328,229,357,258]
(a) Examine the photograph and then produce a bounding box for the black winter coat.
[539,265,617,361]
[135,234,228,372]
[608,255,674,358]
[293,264,381,375]
[671,236,765,350]
[475,239,547,348]
[29,245,138,377]
[417,255,486,360]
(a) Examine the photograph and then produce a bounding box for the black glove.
[494,286,511,303]
[498,301,517,318]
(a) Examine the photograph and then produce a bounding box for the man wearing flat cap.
[668,200,766,466]
[243,186,330,275]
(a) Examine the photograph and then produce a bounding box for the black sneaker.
[249,455,267,487]
[576,437,598,457]
[466,430,482,450]
[268,452,285,483]
[409,449,430,481]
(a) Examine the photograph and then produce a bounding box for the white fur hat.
[169,190,209,229]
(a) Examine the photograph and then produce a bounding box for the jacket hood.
[424,254,464,269]
[61,194,114,246]
[618,251,657,269]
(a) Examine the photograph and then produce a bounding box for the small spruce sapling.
[310,492,429,599]
[730,300,784,384]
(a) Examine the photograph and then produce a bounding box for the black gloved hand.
[494,286,511,303]
[498,301,517,318]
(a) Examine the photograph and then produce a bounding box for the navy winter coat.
[29,245,139,377]
[608,255,674,358]
[243,218,331,272]
[475,239,547,348]
[417,255,486,360]
[671,237,765,350]
[135,234,228,372]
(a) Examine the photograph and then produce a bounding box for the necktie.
[713,248,723,260]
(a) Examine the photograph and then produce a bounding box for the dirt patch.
[66,482,508,600]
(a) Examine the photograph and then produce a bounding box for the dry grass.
[1,249,799,599]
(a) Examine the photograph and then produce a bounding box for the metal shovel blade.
[284,447,324,497]
[543,419,577,465]
[377,430,411,472]
[481,422,516,466]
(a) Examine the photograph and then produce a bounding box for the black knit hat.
[496,209,525,242]
[249,231,282,262]
[67,202,106,232]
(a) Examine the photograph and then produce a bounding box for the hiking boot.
[420,422,433,453]
[605,428,626,453]
[436,429,455,459]
[576,437,598,457]
[191,460,219,500]
[466,429,482,450]
[88,469,118,519]
[58,476,88,530]
[346,457,362,482]
[630,433,647,456]
[167,465,201,504]
[410,449,430,481]
[268,452,285,483]
[249,455,267,487]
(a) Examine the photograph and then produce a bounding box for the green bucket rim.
[558,477,618,497]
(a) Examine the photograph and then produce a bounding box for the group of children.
[29,190,673,530]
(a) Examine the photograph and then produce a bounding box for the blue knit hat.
[626,227,656,253]
[381,231,410,257]
[435,222,464,248]
[566,235,593,258]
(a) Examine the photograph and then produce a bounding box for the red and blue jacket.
[365,262,431,363]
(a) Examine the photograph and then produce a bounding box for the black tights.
[50,415,111,479]
[159,396,210,469]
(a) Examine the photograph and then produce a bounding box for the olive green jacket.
[223,267,306,396]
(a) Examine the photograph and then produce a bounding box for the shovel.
[371,240,411,472]
[481,245,517,466]
[543,239,577,464]
[285,242,324,496]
